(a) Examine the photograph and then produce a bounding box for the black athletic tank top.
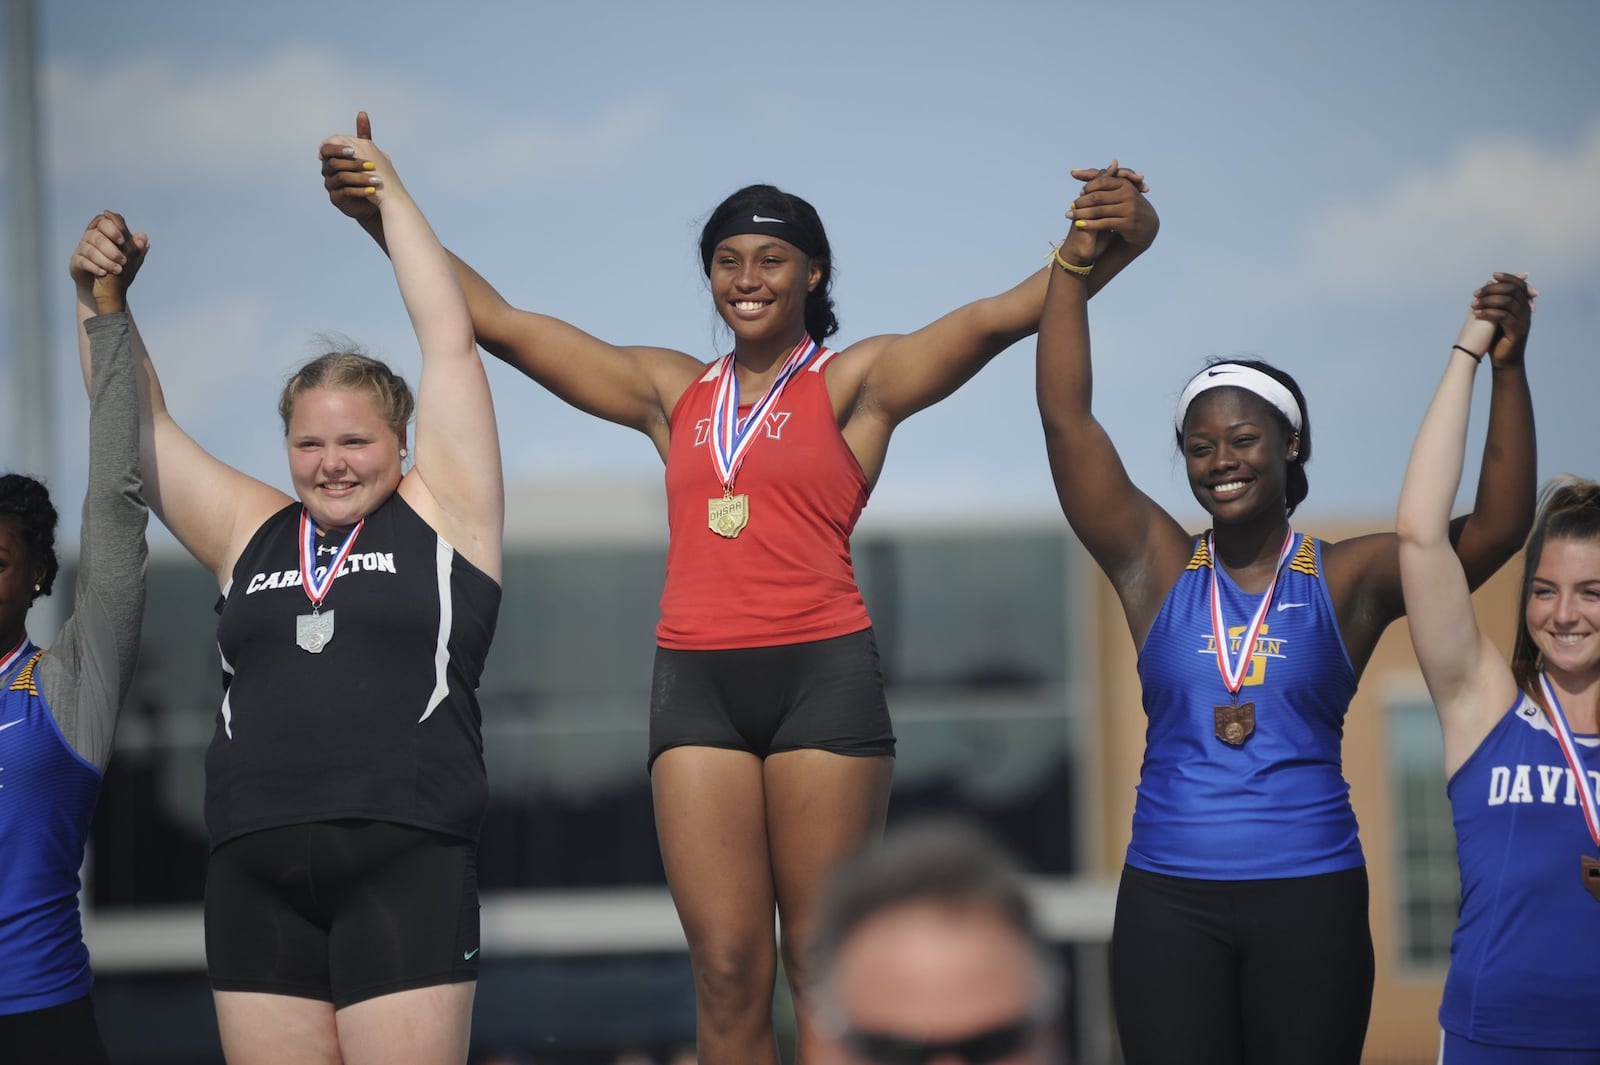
[206,493,500,847]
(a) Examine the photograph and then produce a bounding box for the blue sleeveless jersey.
[1440,693,1600,1049]
[1129,533,1363,878]
[0,646,104,1014]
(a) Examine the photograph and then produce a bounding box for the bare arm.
[324,135,505,580]
[1451,275,1540,585]
[70,212,290,586]
[1335,274,1539,654]
[320,113,700,457]
[1034,223,1190,640]
[1397,304,1523,777]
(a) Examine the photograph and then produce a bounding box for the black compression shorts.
[0,995,109,1065]
[648,627,895,770]
[205,820,479,1009]
[1111,863,1374,1065]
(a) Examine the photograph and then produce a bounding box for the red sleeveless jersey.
[657,348,872,649]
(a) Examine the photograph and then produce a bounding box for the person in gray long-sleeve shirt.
[0,222,148,1064]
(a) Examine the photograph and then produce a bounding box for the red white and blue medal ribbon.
[1539,672,1600,849]
[708,335,818,492]
[0,635,34,688]
[299,510,364,613]
[1207,528,1297,697]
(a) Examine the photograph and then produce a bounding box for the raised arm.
[40,247,150,770]
[71,213,290,585]
[1397,286,1530,776]
[320,113,700,457]
[325,134,505,580]
[1450,274,1539,584]
[1336,274,1538,648]
[1034,194,1189,641]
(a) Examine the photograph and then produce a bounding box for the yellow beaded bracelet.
[1050,246,1094,277]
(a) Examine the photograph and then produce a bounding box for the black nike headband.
[703,212,821,271]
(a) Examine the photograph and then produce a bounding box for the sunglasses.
[841,1016,1040,1065]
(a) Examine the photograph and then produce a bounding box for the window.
[1388,690,1459,968]
[87,529,1088,900]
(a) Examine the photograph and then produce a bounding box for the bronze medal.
[1214,701,1255,746]
[1536,676,1600,902]
[1204,530,1297,748]
[708,493,749,539]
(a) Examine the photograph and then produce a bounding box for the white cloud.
[474,99,669,185]
[119,296,301,492]
[37,45,665,188]
[1247,121,1600,307]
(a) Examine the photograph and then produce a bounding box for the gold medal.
[705,337,818,542]
[708,492,749,538]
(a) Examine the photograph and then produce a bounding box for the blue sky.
[3,0,1597,549]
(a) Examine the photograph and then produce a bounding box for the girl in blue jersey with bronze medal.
[1400,275,1600,1063]
[1037,201,1538,1063]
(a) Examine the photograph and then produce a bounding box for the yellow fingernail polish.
[362,161,376,171]
[1074,220,1086,229]
[364,186,377,196]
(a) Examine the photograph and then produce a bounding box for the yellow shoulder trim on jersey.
[1185,536,1214,571]
[1289,535,1319,577]
[9,650,44,696]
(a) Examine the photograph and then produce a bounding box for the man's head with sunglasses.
[811,821,1065,1065]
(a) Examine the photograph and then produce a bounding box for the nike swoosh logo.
[0,720,21,733]
[463,948,479,961]
[751,214,786,224]
[1206,368,1233,377]
[1276,602,1308,612]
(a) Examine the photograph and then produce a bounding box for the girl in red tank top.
[323,129,1157,1064]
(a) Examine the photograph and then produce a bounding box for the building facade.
[76,513,1509,1062]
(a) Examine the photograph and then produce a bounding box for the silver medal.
[296,610,336,654]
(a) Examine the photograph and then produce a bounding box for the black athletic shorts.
[1112,863,1373,1065]
[205,820,479,1009]
[648,627,895,770]
[0,995,108,1065]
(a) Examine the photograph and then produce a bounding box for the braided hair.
[0,474,59,599]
